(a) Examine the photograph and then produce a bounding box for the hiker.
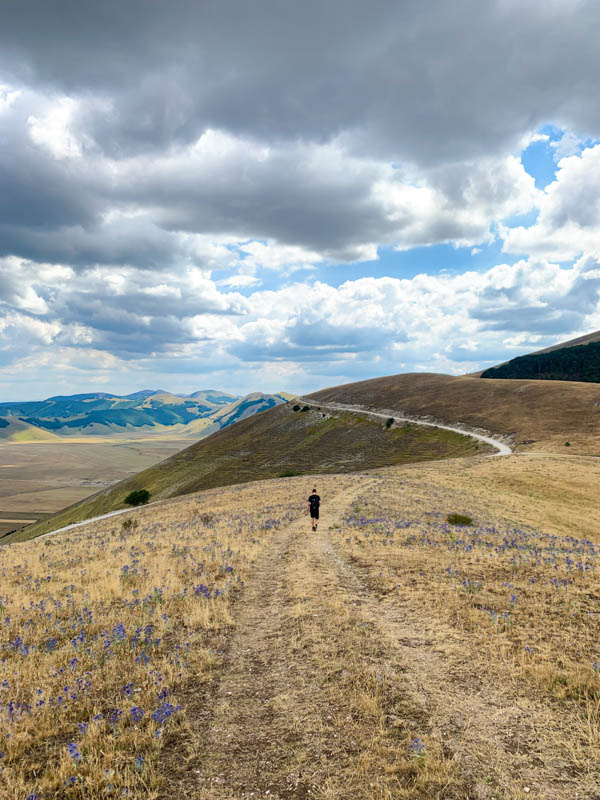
[307,487,321,531]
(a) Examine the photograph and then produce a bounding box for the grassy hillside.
[308,371,600,452]
[11,403,483,541]
[0,416,61,441]
[0,389,290,438]
[0,388,240,435]
[481,340,600,382]
[2,454,599,798]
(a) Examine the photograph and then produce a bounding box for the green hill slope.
[11,403,483,541]
[0,389,292,438]
[0,389,241,435]
[481,340,600,382]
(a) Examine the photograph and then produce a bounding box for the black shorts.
[310,508,319,519]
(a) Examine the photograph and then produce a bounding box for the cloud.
[502,144,600,260]
[0,91,539,268]
[1,1,600,398]
[1,1,599,165]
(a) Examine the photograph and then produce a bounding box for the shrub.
[292,404,301,412]
[385,417,394,429]
[124,489,151,507]
[447,512,473,526]
[279,469,299,477]
[301,405,310,412]
[565,441,571,447]
[121,518,139,532]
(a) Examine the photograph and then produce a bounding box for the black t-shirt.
[308,493,320,511]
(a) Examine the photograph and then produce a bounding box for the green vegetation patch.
[447,512,473,526]
[481,341,600,383]
[124,489,151,506]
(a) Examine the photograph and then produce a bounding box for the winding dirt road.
[303,400,513,456]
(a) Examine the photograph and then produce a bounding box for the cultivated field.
[1,452,598,798]
[0,437,189,534]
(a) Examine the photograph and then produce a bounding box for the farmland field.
[1,452,598,799]
[0,437,190,535]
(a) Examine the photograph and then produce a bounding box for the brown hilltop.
[308,372,600,453]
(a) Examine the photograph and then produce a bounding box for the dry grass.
[309,372,600,453]
[14,404,478,542]
[3,451,600,798]
[335,459,600,798]
[0,477,311,799]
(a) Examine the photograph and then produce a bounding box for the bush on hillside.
[121,518,139,532]
[385,417,394,429]
[124,489,151,507]
[279,469,299,477]
[447,512,473,526]
[301,405,310,412]
[292,404,301,412]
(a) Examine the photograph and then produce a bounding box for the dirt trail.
[305,400,512,456]
[186,483,364,799]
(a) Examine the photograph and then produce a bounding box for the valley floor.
[0,436,189,534]
[1,453,599,799]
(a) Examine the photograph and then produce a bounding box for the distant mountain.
[481,335,600,383]
[0,389,288,438]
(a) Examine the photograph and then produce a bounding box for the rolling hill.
[471,328,600,378]
[0,389,238,435]
[10,402,483,541]
[0,389,291,439]
[308,371,600,452]
[481,339,600,382]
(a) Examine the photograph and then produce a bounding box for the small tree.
[124,489,151,506]
[292,404,301,412]
[385,417,394,429]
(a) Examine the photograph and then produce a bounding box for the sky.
[1,0,600,401]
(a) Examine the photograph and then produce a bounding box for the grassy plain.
[13,405,483,542]
[1,452,599,798]
[0,476,344,799]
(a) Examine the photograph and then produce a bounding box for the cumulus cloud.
[1,1,600,398]
[502,144,600,260]
[1,1,599,164]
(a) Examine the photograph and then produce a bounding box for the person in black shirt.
[307,487,320,531]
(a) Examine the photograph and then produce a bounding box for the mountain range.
[0,389,292,439]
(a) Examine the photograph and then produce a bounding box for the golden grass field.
[1,448,599,799]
